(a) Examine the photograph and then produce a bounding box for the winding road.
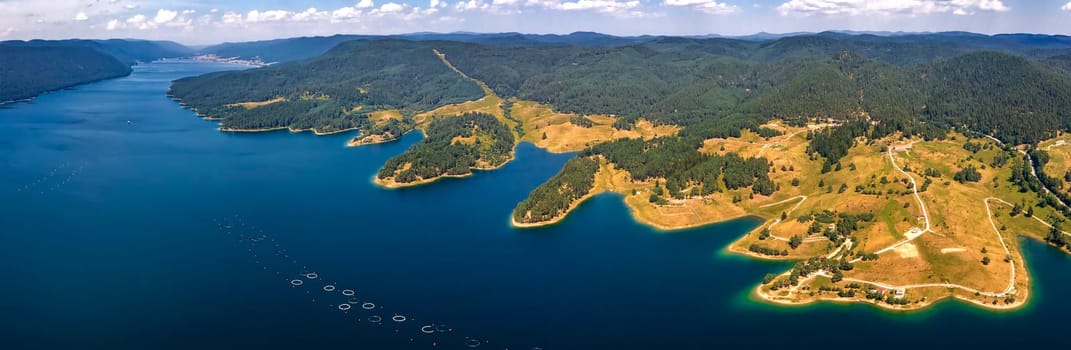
[982,134,1071,211]
[757,195,826,243]
[764,137,1071,305]
[888,142,932,233]
[803,143,1021,298]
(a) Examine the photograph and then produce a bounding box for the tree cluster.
[512,156,600,224]
[378,113,514,183]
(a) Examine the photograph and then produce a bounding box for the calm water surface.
[1,61,1070,349]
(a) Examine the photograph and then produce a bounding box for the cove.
[2,61,1071,349]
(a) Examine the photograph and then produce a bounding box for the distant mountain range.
[196,31,1071,64]
[6,31,1071,104]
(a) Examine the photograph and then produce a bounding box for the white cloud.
[246,10,292,22]
[663,0,738,14]
[522,0,650,17]
[454,0,648,16]
[332,6,364,20]
[292,8,329,22]
[221,11,243,24]
[378,3,406,13]
[435,15,466,24]
[776,0,1010,16]
[119,9,194,30]
[127,14,147,24]
[74,12,88,21]
[456,0,489,10]
[1063,1,1071,11]
[206,2,440,28]
[547,0,640,13]
[154,9,178,24]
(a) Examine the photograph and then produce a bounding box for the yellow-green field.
[511,100,679,153]
[224,96,286,109]
[744,132,1069,310]
[1039,133,1071,196]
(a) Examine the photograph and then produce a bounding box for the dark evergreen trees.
[954,166,983,183]
[513,157,600,224]
[378,113,514,183]
[1,46,131,102]
[585,137,775,197]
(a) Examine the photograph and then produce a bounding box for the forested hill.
[1,46,130,102]
[169,40,484,134]
[1,39,191,65]
[198,35,377,64]
[436,36,1071,144]
[175,32,1071,145]
[923,51,1071,144]
[198,32,655,64]
[1,39,191,103]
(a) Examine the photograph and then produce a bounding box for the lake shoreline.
[1,70,132,106]
[511,190,600,229]
[375,151,517,189]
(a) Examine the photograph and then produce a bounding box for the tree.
[1045,217,1067,248]
[981,256,991,265]
[513,157,599,224]
[953,165,982,183]
[379,113,514,183]
[789,235,803,249]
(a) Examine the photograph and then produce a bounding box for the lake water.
[2,61,1070,349]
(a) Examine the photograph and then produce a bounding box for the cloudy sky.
[2,0,1071,45]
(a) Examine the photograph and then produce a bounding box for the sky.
[2,0,1071,45]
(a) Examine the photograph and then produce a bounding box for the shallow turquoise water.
[2,61,1070,349]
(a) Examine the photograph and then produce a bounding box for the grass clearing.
[225,96,286,109]
[368,109,403,126]
[511,100,678,153]
[743,131,1058,310]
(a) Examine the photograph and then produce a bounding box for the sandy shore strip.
[510,190,599,228]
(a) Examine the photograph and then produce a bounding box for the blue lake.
[2,61,1070,349]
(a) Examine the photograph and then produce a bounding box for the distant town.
[182,54,273,67]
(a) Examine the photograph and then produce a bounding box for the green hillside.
[169,40,484,134]
[0,46,131,102]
